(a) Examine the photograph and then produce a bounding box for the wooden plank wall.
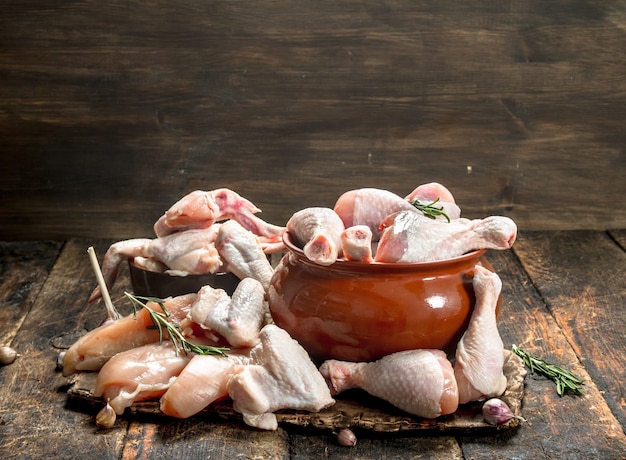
[1,1,625,240]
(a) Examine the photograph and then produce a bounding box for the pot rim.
[283,231,486,273]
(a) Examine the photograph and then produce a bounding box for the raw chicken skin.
[319,349,458,419]
[375,211,517,263]
[188,277,267,348]
[454,265,507,404]
[227,325,335,430]
[215,219,275,291]
[333,188,416,241]
[340,225,374,262]
[286,207,345,266]
[154,188,284,241]
[160,350,251,419]
[93,341,193,414]
[63,294,196,376]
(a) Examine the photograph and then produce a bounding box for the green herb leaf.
[512,345,584,396]
[125,292,228,357]
[409,198,451,222]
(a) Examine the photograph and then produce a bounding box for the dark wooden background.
[1,1,625,241]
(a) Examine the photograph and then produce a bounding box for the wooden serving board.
[66,350,526,434]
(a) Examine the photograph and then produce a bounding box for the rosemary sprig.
[409,198,451,222]
[512,345,584,396]
[124,291,228,357]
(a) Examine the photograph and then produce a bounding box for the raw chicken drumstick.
[227,325,335,430]
[405,182,457,204]
[333,188,417,241]
[319,349,459,419]
[454,264,507,404]
[340,225,374,263]
[286,207,345,266]
[375,211,517,263]
[154,188,285,241]
[405,182,461,221]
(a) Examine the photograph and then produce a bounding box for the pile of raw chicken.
[61,184,517,431]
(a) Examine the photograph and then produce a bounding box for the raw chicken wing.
[89,227,223,302]
[320,349,459,419]
[215,219,275,291]
[93,341,194,415]
[227,325,335,430]
[286,207,345,266]
[375,211,517,263]
[188,277,267,348]
[154,188,284,241]
[454,265,507,404]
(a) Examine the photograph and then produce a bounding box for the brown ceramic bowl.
[267,232,497,362]
[128,259,240,298]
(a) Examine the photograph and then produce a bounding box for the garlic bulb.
[0,346,17,365]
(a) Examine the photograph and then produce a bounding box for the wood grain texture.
[459,248,626,460]
[0,241,62,346]
[0,240,133,460]
[512,231,626,430]
[1,1,625,241]
[119,419,290,460]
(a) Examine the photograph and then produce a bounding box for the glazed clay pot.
[267,232,498,362]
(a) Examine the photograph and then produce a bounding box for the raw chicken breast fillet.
[93,341,193,415]
[160,351,251,419]
[62,294,196,376]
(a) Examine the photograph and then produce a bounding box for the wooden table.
[1,230,625,459]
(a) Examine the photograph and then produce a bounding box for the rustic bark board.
[66,351,526,436]
[1,1,626,241]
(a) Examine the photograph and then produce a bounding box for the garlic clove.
[336,428,357,447]
[56,351,66,371]
[0,346,18,366]
[96,401,117,429]
[482,398,518,425]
